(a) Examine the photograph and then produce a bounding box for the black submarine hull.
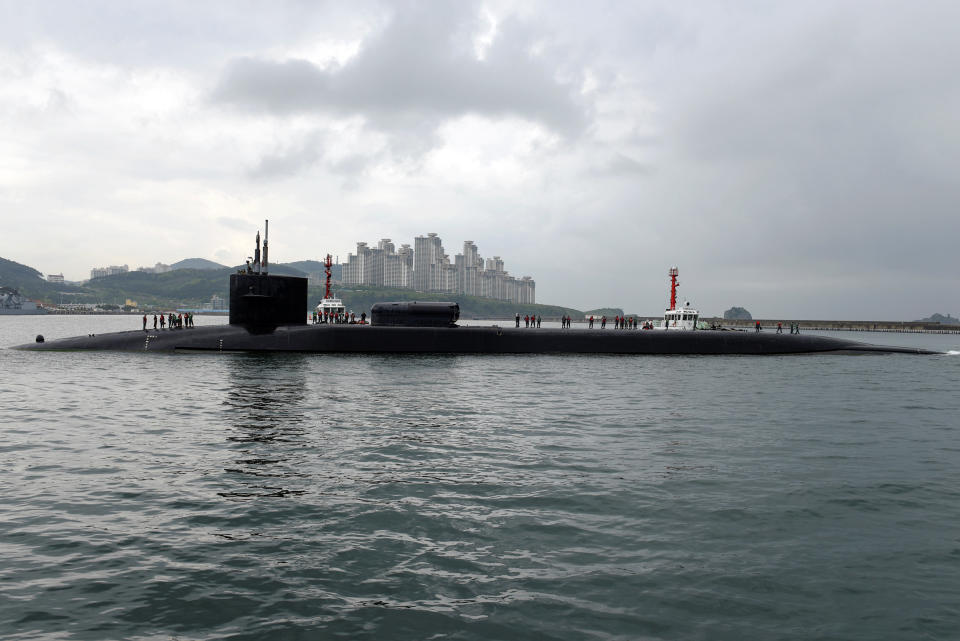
[15,324,938,355]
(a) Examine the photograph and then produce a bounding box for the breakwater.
[706,318,960,334]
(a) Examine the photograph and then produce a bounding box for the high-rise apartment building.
[413,233,444,292]
[383,242,413,288]
[342,233,534,303]
[456,241,482,296]
[342,242,373,285]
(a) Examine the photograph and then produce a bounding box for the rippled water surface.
[2,316,959,640]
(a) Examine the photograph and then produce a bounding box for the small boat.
[655,267,699,330]
[314,254,346,321]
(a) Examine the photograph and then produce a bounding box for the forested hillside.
[2,256,593,317]
[0,257,86,298]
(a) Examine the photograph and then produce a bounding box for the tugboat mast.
[324,254,333,300]
[669,267,679,311]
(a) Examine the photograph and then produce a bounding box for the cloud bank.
[1,1,958,319]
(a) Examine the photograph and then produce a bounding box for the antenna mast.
[262,219,269,274]
[324,254,333,300]
[669,267,679,311]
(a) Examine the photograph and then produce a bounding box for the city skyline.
[342,233,535,304]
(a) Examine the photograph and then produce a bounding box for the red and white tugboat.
[315,254,345,321]
[658,267,700,330]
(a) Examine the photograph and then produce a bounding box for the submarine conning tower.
[229,220,308,332]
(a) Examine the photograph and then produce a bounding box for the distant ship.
[0,287,48,315]
[15,223,938,355]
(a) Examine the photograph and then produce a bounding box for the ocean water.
[2,315,959,640]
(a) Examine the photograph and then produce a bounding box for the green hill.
[916,313,959,324]
[286,260,325,274]
[2,255,591,317]
[724,306,753,320]
[84,268,230,307]
[287,260,343,280]
[0,257,87,298]
[170,258,228,270]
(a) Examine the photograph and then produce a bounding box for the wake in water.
[947,350,960,355]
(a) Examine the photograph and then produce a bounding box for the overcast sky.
[2,1,957,319]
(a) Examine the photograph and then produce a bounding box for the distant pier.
[707,318,960,334]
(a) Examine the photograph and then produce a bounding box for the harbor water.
[2,315,959,640]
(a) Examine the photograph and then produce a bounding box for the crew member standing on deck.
[777,322,783,334]
[142,314,147,330]
[153,314,157,329]
[755,320,761,332]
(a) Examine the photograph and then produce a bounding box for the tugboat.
[658,267,699,330]
[314,254,345,321]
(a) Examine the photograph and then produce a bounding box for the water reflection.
[219,353,311,498]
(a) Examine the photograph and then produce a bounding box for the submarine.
[16,225,938,356]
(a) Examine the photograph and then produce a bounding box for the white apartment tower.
[342,242,372,285]
[383,243,413,289]
[456,241,482,296]
[413,233,444,291]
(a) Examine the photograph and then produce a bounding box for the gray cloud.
[3,2,960,319]
[329,154,372,176]
[249,137,323,179]
[211,3,587,137]
[589,153,652,177]
[217,216,251,231]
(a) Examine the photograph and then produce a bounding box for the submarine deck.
[15,324,939,355]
